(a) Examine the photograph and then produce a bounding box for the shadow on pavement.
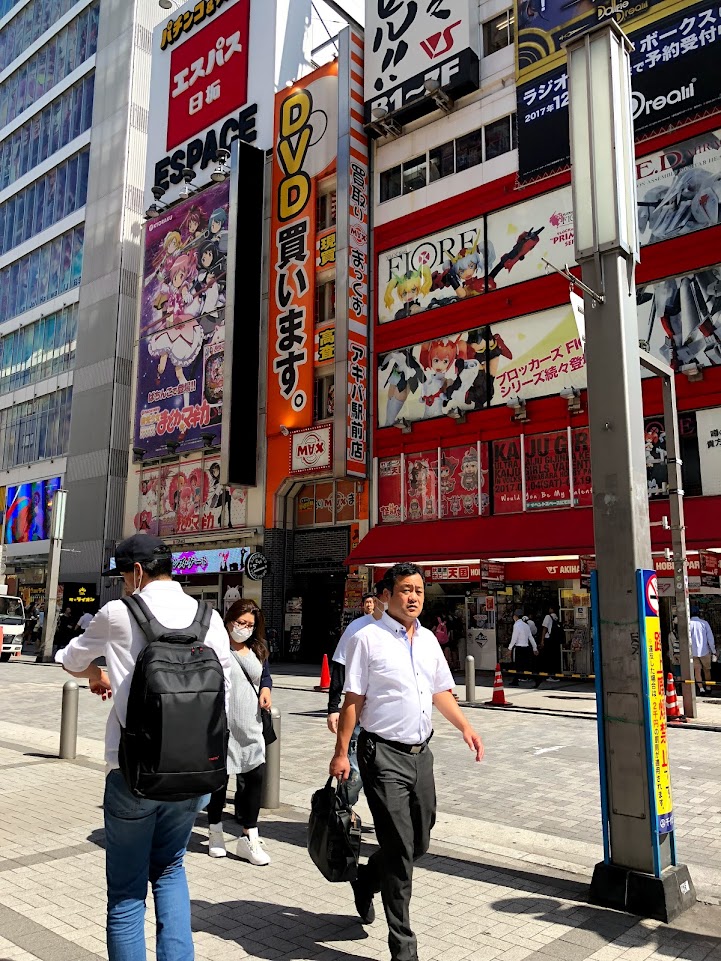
[192,899,369,961]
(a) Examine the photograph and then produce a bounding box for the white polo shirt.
[56,580,232,770]
[344,611,454,745]
[332,612,375,665]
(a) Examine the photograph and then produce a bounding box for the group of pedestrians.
[508,604,564,686]
[55,534,273,961]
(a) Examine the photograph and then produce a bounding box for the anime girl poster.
[135,180,230,459]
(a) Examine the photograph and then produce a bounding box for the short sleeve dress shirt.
[343,611,454,745]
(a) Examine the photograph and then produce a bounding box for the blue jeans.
[103,769,209,961]
[347,722,362,806]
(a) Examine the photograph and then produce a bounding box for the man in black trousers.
[330,562,484,961]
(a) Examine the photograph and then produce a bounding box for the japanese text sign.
[167,0,250,151]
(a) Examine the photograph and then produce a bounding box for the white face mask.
[231,626,253,643]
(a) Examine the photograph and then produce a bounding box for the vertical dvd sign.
[337,30,369,479]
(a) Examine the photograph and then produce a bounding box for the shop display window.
[295,480,362,527]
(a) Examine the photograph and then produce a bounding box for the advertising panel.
[644,413,701,499]
[516,1,721,182]
[147,0,278,205]
[5,477,61,544]
[699,550,721,589]
[364,0,480,123]
[296,485,315,527]
[267,62,338,434]
[572,428,593,507]
[636,129,721,246]
[440,444,489,518]
[314,323,335,367]
[377,306,585,427]
[290,425,333,474]
[378,456,402,523]
[135,180,229,459]
[696,406,721,495]
[173,546,250,575]
[492,438,523,514]
[405,450,439,522]
[316,227,336,273]
[639,569,674,835]
[524,431,571,510]
[637,263,721,371]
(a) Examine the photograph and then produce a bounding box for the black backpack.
[548,616,565,648]
[119,594,228,801]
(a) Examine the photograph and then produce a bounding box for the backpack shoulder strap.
[192,600,213,642]
[121,594,166,645]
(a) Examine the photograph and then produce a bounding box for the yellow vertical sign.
[642,571,674,834]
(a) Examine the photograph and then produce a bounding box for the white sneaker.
[208,823,227,858]
[237,829,271,865]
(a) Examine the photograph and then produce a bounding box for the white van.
[0,595,26,662]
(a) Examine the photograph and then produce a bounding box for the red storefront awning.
[347,496,721,566]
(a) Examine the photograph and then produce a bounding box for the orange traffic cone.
[314,654,331,692]
[486,663,511,707]
[666,672,687,724]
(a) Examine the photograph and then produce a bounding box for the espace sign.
[146,0,277,206]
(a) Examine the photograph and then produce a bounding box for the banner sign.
[267,62,338,434]
[364,0,480,123]
[378,305,585,427]
[378,456,402,524]
[492,438,523,515]
[135,180,230,458]
[440,444,489,517]
[572,428,593,507]
[516,0,721,182]
[699,550,721,589]
[316,227,336,272]
[314,323,335,367]
[638,569,674,835]
[5,477,62,544]
[697,406,721,495]
[173,546,250,575]
[524,431,571,510]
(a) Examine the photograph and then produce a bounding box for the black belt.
[361,729,433,755]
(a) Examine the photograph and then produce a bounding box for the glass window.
[456,128,483,172]
[483,10,515,55]
[313,373,334,423]
[379,165,401,203]
[429,140,455,182]
[315,280,336,325]
[316,191,336,229]
[402,155,426,193]
[485,115,513,160]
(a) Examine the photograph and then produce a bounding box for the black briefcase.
[307,777,362,883]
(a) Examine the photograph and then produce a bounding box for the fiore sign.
[290,425,333,474]
[364,0,480,122]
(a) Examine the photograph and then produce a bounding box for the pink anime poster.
[405,451,438,523]
[135,180,229,458]
[440,444,489,518]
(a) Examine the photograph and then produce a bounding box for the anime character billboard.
[135,179,230,458]
[5,477,61,544]
[377,305,585,427]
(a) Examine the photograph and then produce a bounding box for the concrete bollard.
[59,680,79,760]
[260,707,281,810]
[465,655,476,704]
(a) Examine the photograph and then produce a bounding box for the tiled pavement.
[2,661,721,961]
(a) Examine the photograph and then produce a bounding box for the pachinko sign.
[135,179,230,459]
[267,62,338,433]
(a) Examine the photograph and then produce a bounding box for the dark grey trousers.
[358,732,436,961]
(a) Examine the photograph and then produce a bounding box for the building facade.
[0,0,165,610]
[348,0,721,672]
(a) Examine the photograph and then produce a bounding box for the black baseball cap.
[102,534,172,576]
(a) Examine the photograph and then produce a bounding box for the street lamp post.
[565,21,695,921]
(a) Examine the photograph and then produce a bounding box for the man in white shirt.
[690,604,717,694]
[508,609,538,686]
[56,534,232,961]
[330,562,483,961]
[327,584,390,803]
[539,604,563,682]
[76,610,94,633]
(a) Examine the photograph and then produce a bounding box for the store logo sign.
[632,80,696,120]
[420,20,462,60]
[290,425,332,473]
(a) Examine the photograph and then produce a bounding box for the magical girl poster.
[135,179,230,458]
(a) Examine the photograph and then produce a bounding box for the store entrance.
[184,584,220,611]
[293,570,345,663]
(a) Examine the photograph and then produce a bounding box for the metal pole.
[661,372,695,720]
[59,680,78,759]
[260,707,281,809]
[39,490,67,663]
[465,655,476,703]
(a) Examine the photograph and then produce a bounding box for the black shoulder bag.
[308,777,362,883]
[232,651,277,745]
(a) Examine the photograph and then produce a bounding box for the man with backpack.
[537,603,564,685]
[56,534,232,961]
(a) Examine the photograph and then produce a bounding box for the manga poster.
[135,180,230,458]
[492,438,523,514]
[377,305,585,428]
[637,263,721,372]
[378,456,402,524]
[405,451,439,522]
[440,444,489,518]
[524,431,571,510]
[572,428,593,507]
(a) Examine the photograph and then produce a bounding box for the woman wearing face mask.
[206,599,273,864]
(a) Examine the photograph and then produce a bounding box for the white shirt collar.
[380,610,421,637]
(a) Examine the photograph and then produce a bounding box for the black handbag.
[232,652,277,746]
[307,777,362,883]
